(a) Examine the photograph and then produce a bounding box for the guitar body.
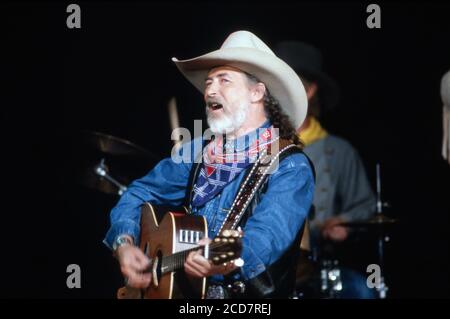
[117,203,208,299]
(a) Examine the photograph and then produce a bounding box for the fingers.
[192,251,211,268]
[197,237,212,246]
[185,250,211,277]
[118,246,152,288]
[126,272,152,289]
[184,262,206,278]
[184,249,239,278]
[324,226,348,242]
[215,261,237,275]
[120,261,152,287]
[121,261,152,289]
[330,227,348,241]
[134,249,151,270]
[119,246,151,272]
[323,217,344,230]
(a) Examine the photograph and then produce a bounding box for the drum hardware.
[335,164,397,298]
[374,163,390,299]
[320,259,343,298]
[93,158,128,195]
[75,130,159,196]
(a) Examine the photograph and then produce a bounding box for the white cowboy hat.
[172,30,308,130]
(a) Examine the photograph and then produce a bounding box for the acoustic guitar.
[117,203,242,299]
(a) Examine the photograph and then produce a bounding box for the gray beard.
[206,105,248,134]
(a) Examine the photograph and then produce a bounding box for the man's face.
[204,66,253,134]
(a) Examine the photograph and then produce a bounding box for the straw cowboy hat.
[172,30,308,130]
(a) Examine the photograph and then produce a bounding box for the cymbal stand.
[375,163,389,299]
[94,158,128,195]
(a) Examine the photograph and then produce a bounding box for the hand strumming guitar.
[115,236,152,288]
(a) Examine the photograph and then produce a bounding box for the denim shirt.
[104,125,315,281]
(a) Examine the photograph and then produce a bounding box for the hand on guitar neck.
[184,238,238,278]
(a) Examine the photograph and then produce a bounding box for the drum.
[318,259,343,298]
[294,257,344,299]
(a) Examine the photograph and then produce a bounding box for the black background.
[2,1,450,298]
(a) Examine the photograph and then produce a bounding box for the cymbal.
[339,214,398,228]
[74,131,160,195]
[80,130,157,159]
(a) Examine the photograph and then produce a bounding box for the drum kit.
[294,164,398,299]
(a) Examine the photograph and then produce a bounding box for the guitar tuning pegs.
[220,254,227,259]
[222,230,231,237]
[227,251,234,257]
[233,258,244,267]
[231,230,240,238]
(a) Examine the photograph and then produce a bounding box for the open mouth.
[207,102,223,111]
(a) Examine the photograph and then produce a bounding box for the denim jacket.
[104,125,315,281]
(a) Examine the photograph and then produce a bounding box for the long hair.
[246,73,304,148]
[263,91,304,148]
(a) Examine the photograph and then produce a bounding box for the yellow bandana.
[298,116,328,146]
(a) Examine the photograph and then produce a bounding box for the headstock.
[209,230,243,266]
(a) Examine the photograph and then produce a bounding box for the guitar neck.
[159,240,233,275]
[160,246,198,274]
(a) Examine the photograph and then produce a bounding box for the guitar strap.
[217,138,300,232]
[184,139,207,210]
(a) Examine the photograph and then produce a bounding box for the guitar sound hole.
[155,250,163,281]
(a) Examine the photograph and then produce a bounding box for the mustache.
[205,97,221,104]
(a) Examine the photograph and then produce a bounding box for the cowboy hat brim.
[172,47,308,130]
